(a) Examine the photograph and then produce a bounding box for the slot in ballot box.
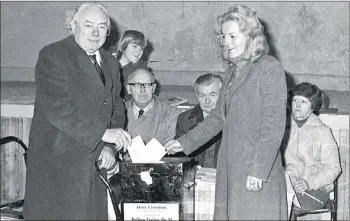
[119,157,196,221]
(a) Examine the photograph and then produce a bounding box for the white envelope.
[127,136,166,163]
[127,135,146,163]
[145,138,167,162]
[285,172,301,208]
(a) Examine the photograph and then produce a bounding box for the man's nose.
[296,101,301,107]
[139,85,146,93]
[205,96,211,104]
[92,28,99,36]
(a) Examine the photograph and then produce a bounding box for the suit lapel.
[224,62,254,114]
[66,35,108,89]
[67,36,114,104]
[99,50,113,97]
[75,52,105,88]
[188,105,204,122]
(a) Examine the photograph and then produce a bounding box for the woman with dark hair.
[113,30,149,99]
[166,5,288,220]
[284,82,341,213]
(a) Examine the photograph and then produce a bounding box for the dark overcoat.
[178,55,288,220]
[23,35,126,220]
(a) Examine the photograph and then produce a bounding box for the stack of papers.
[127,135,167,163]
[161,96,188,106]
[195,167,216,220]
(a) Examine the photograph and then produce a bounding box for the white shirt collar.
[203,111,209,118]
[132,98,155,119]
[88,50,102,66]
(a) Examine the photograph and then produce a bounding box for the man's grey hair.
[67,2,111,34]
[194,73,223,93]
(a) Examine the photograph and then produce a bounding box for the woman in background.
[284,82,341,213]
[166,5,288,220]
[114,30,149,99]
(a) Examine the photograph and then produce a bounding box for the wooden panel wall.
[0,117,31,205]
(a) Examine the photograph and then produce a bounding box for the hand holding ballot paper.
[285,172,329,215]
[127,135,167,163]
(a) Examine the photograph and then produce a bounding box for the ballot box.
[119,157,196,221]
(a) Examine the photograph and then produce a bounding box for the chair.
[292,179,338,221]
[0,136,28,219]
[94,161,122,220]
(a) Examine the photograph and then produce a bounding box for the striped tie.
[89,54,106,86]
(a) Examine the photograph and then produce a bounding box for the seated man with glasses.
[125,68,182,146]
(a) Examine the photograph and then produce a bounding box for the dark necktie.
[138,109,144,118]
[89,54,106,86]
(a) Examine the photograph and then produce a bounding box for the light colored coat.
[178,55,288,220]
[284,113,341,192]
[126,97,182,145]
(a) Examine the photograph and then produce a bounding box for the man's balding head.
[127,69,155,84]
[126,69,156,109]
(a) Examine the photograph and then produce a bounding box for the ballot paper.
[127,135,167,163]
[285,172,301,208]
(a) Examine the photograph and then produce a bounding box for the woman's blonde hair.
[118,30,147,52]
[215,5,269,63]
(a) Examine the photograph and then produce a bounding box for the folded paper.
[128,135,167,163]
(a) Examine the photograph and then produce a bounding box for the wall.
[1,1,349,90]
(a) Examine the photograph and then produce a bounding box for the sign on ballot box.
[119,157,196,220]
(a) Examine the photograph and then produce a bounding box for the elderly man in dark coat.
[175,73,223,168]
[23,2,131,220]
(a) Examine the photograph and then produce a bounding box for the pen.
[302,191,323,204]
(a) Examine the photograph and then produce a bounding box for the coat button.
[103,101,107,106]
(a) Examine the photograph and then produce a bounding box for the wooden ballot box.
[119,157,196,221]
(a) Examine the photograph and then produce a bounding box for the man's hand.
[164,140,183,154]
[246,175,263,192]
[102,128,131,152]
[294,178,310,193]
[98,146,116,170]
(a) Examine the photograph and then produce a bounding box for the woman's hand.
[164,140,184,154]
[294,178,310,193]
[246,175,263,192]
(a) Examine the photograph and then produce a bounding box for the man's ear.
[126,85,132,94]
[195,92,200,100]
[152,83,156,93]
[70,20,76,33]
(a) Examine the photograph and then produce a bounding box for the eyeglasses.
[127,82,155,89]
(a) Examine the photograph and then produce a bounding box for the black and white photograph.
[0,1,349,220]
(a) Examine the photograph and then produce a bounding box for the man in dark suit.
[23,2,131,220]
[175,73,223,168]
